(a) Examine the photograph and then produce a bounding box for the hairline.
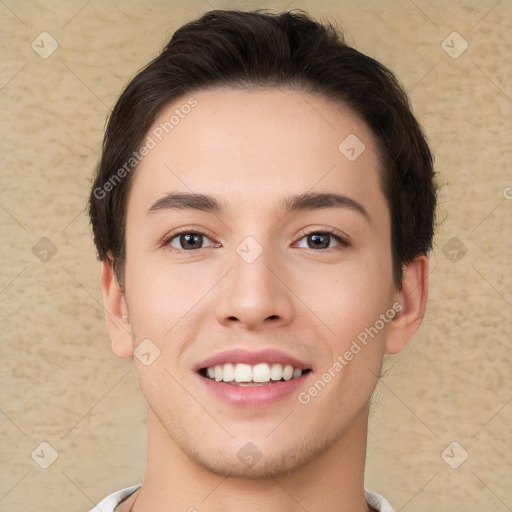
[113,84,399,287]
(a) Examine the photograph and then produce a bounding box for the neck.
[129,404,372,512]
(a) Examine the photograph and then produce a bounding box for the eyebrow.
[147,192,224,215]
[281,192,370,221]
[146,191,370,221]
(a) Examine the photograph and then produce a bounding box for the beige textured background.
[1,1,511,511]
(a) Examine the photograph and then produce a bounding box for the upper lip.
[194,348,312,372]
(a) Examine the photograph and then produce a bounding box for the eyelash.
[294,229,351,251]
[162,228,218,253]
[162,228,351,253]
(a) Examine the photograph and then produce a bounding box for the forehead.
[128,87,385,218]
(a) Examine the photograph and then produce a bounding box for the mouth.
[194,348,313,405]
[198,362,312,386]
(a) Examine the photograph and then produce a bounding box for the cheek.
[302,252,393,341]
[311,270,391,409]
[124,251,220,343]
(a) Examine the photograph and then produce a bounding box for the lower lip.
[197,373,311,407]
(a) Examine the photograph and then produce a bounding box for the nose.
[215,243,295,331]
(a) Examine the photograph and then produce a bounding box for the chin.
[181,436,325,480]
[191,452,302,480]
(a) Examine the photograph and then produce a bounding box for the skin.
[100,87,429,512]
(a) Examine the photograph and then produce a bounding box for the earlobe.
[99,259,134,359]
[385,255,429,354]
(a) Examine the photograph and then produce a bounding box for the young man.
[88,9,436,512]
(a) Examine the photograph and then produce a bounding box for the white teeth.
[270,363,283,381]
[252,363,271,383]
[222,363,235,382]
[234,363,252,382]
[203,362,307,384]
[282,364,294,381]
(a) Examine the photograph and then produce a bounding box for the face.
[119,87,400,478]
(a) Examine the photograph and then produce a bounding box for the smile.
[200,362,312,385]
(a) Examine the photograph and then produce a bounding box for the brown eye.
[295,231,348,250]
[307,233,332,249]
[168,232,212,250]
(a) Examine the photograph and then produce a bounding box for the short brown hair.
[88,9,436,286]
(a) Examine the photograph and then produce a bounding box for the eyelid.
[162,227,221,251]
[292,227,351,249]
[161,226,351,252]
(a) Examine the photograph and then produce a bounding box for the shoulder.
[89,485,391,512]
[365,489,395,512]
[89,485,141,512]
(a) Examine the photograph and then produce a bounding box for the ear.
[99,259,133,359]
[385,255,429,354]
